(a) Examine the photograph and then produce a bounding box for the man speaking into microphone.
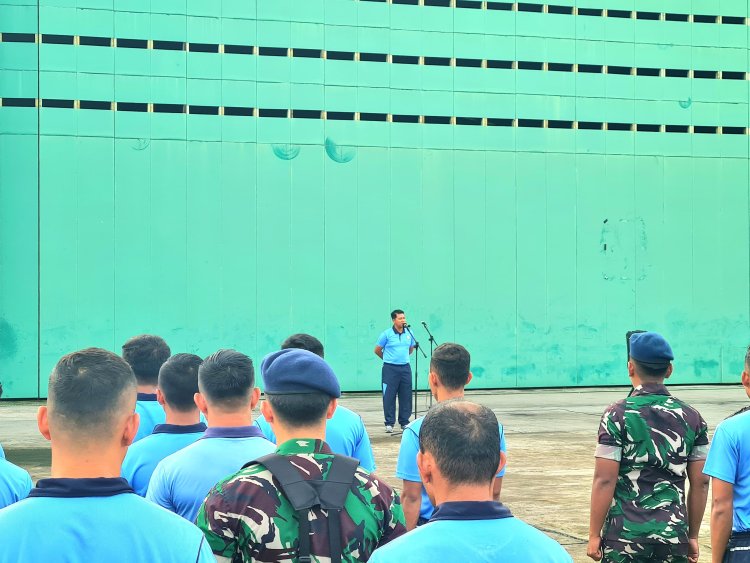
[374,309,415,433]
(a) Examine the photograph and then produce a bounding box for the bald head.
[48,348,137,441]
[419,400,500,485]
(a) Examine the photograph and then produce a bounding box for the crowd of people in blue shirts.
[0,331,749,563]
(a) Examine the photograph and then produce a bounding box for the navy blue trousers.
[724,532,750,563]
[382,362,412,427]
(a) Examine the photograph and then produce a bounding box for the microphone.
[404,323,411,329]
[421,321,427,327]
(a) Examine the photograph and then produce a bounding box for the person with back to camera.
[587,332,709,563]
[0,347,213,562]
[0,381,32,509]
[370,400,571,563]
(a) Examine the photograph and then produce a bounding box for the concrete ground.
[2,384,746,563]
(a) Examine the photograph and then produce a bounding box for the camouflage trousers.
[603,540,688,563]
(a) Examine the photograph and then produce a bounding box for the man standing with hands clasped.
[374,309,415,433]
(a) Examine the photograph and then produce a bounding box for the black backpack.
[244,453,360,563]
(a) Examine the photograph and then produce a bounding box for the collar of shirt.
[632,383,670,397]
[136,392,158,401]
[203,425,265,439]
[276,438,332,456]
[29,477,133,499]
[152,422,207,435]
[429,501,513,522]
[391,326,405,337]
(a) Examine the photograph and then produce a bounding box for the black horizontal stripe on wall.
[3,98,747,137]
[2,32,35,42]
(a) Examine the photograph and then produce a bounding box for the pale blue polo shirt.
[134,393,166,443]
[0,457,32,509]
[369,501,572,563]
[122,422,207,496]
[704,409,750,532]
[0,478,214,563]
[376,327,414,365]
[396,416,507,521]
[255,405,376,471]
[146,425,275,521]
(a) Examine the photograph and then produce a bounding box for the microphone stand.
[421,321,439,408]
[405,324,427,419]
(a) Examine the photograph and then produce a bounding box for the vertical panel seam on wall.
[36,0,41,398]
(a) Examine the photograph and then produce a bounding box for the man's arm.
[686,459,709,563]
[710,477,733,563]
[401,480,423,531]
[587,457,619,561]
[374,345,384,359]
[492,476,502,500]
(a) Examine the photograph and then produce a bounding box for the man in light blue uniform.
[0,456,32,509]
[0,348,212,563]
[371,400,571,563]
[374,309,414,433]
[255,333,376,471]
[397,342,507,529]
[704,346,750,563]
[147,349,275,521]
[122,353,207,496]
[122,334,171,442]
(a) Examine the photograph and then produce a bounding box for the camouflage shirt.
[197,438,407,562]
[596,383,709,547]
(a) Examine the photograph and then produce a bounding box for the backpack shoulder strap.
[319,456,359,563]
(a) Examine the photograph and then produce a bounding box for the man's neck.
[433,481,494,505]
[436,389,465,403]
[50,444,123,479]
[164,407,201,426]
[393,324,404,334]
[274,423,326,445]
[136,383,157,395]
[206,411,253,428]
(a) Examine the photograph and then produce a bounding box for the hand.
[586,536,603,561]
[688,538,699,563]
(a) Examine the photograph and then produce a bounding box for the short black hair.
[266,392,331,427]
[121,335,171,385]
[198,349,254,408]
[745,344,750,370]
[430,343,471,390]
[158,353,202,412]
[420,400,500,485]
[48,348,136,436]
[631,359,669,379]
[391,309,405,320]
[281,334,325,358]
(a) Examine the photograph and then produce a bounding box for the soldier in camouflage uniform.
[197,348,407,562]
[587,332,710,563]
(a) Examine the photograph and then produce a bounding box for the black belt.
[731,531,750,539]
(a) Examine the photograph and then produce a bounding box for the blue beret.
[261,348,341,398]
[629,332,674,367]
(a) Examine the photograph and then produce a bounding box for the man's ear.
[497,451,507,475]
[664,364,674,379]
[250,387,261,410]
[156,389,166,407]
[260,399,273,423]
[194,393,208,415]
[37,406,51,441]
[742,370,750,389]
[417,451,434,484]
[627,360,635,378]
[326,398,337,420]
[122,412,139,447]
[465,371,473,386]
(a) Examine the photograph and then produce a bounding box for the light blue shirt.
[0,478,214,563]
[396,416,507,521]
[146,426,275,521]
[122,422,207,496]
[0,443,5,458]
[376,327,414,365]
[134,394,166,443]
[369,501,571,563]
[255,405,376,471]
[0,458,32,509]
[704,410,750,532]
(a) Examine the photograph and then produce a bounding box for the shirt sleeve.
[595,404,623,460]
[395,427,421,482]
[353,418,376,472]
[703,422,737,484]
[196,484,242,559]
[497,423,507,477]
[376,331,387,348]
[145,462,174,511]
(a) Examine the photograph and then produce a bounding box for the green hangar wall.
[1,0,749,397]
